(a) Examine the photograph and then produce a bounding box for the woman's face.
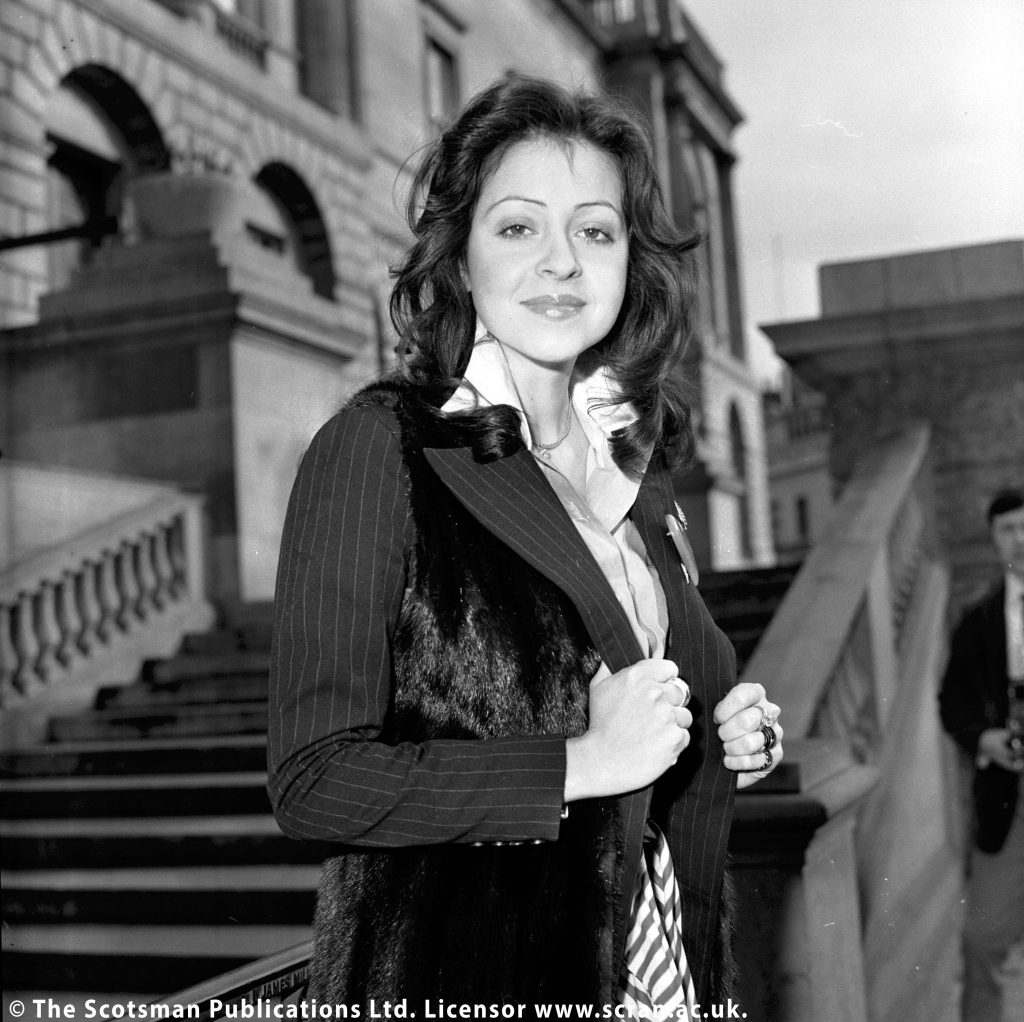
[464,137,628,371]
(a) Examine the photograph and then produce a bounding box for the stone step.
[0,772,271,819]
[2,864,319,925]
[48,703,269,743]
[3,923,311,994]
[180,624,273,655]
[1,815,329,870]
[0,735,268,778]
[96,674,268,710]
[144,650,270,685]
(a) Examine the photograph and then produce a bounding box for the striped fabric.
[618,827,697,1019]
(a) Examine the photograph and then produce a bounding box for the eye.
[578,225,615,244]
[498,222,534,239]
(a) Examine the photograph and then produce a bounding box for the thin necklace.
[491,333,574,458]
[531,402,573,455]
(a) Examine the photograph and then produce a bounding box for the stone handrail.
[742,423,933,745]
[0,491,215,730]
[734,422,962,1022]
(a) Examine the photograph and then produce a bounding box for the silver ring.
[667,677,691,707]
[760,703,778,729]
[762,747,774,771]
[760,723,778,751]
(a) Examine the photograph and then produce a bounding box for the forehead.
[992,506,1024,530]
[477,137,623,204]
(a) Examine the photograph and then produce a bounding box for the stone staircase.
[699,564,800,672]
[0,617,325,996]
[1,567,798,998]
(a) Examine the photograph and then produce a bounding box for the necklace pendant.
[535,446,551,460]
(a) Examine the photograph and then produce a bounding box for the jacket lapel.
[424,444,644,672]
[631,467,691,663]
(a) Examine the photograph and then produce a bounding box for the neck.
[499,345,575,446]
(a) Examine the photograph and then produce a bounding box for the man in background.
[940,489,1024,1022]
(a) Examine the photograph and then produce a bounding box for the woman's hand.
[565,659,692,801]
[714,682,784,790]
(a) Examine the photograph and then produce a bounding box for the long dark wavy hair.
[389,75,701,472]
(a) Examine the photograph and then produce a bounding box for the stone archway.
[59,64,171,173]
[253,162,337,301]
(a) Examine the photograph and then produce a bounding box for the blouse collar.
[440,325,651,528]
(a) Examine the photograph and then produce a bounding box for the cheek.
[465,243,508,303]
[601,253,629,316]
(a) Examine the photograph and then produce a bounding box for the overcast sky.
[682,0,1024,382]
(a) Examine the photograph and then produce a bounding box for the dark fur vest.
[310,386,624,1007]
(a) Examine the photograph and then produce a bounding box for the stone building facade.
[1,0,773,607]
[764,373,833,564]
[763,239,1024,617]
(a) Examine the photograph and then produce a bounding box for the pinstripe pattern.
[269,407,568,847]
[268,397,737,999]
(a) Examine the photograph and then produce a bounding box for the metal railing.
[154,942,312,1019]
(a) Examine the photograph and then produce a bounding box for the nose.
[537,230,581,279]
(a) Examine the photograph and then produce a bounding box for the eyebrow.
[483,196,622,218]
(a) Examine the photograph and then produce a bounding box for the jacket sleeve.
[267,404,567,847]
[938,605,990,757]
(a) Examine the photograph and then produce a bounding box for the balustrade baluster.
[96,549,121,640]
[76,560,103,651]
[116,540,142,629]
[0,602,18,706]
[35,580,63,681]
[167,515,187,597]
[136,531,160,615]
[152,522,177,605]
[13,591,43,695]
[56,570,84,666]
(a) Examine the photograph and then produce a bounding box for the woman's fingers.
[660,676,691,708]
[721,720,785,757]
[715,682,784,788]
[727,739,785,781]
[673,706,693,731]
[712,681,765,726]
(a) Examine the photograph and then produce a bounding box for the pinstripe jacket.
[268,381,737,1006]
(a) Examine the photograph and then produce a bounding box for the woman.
[268,76,783,1016]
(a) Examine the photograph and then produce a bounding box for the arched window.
[252,164,336,300]
[729,403,754,560]
[42,66,168,292]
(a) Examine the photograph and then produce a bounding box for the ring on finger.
[760,723,778,751]
[759,703,778,729]
[762,747,774,771]
[667,676,691,707]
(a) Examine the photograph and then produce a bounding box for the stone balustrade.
[1,492,215,746]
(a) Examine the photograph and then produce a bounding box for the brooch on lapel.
[664,503,700,586]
